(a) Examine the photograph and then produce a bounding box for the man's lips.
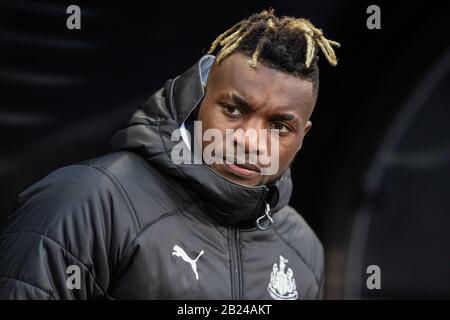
[225,163,260,177]
[222,157,260,178]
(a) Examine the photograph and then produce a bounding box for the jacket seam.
[272,226,321,290]
[227,228,234,300]
[183,209,228,241]
[0,276,56,299]
[315,271,324,299]
[117,202,196,262]
[169,76,180,125]
[0,231,107,297]
[86,164,141,230]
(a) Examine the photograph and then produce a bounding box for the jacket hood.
[110,55,293,226]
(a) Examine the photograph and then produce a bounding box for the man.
[0,9,339,299]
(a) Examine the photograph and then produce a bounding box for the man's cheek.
[296,134,307,151]
[280,147,299,171]
[260,139,282,176]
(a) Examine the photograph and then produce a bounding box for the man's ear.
[296,121,313,152]
[304,120,312,135]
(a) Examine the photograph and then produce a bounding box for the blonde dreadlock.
[208,9,341,69]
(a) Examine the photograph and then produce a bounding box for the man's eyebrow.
[229,93,252,109]
[272,113,297,121]
[227,93,299,121]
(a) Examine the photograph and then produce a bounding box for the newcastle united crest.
[267,255,299,300]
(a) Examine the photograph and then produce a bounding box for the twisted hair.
[208,9,340,97]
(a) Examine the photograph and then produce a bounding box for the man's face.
[196,53,315,187]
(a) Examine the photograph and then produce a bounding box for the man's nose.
[232,119,269,157]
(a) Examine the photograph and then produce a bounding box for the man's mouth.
[222,157,260,178]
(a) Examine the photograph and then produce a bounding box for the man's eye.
[271,121,290,133]
[223,105,243,117]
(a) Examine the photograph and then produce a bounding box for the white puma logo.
[172,245,204,280]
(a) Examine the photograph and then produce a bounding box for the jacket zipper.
[255,185,274,231]
[228,186,271,299]
[228,226,243,300]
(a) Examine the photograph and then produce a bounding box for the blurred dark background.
[1,0,449,299]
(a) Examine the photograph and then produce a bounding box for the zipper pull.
[256,202,273,231]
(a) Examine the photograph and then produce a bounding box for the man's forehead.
[209,53,315,112]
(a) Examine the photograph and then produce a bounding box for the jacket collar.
[111,55,293,226]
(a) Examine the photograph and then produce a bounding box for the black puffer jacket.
[0,55,324,300]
